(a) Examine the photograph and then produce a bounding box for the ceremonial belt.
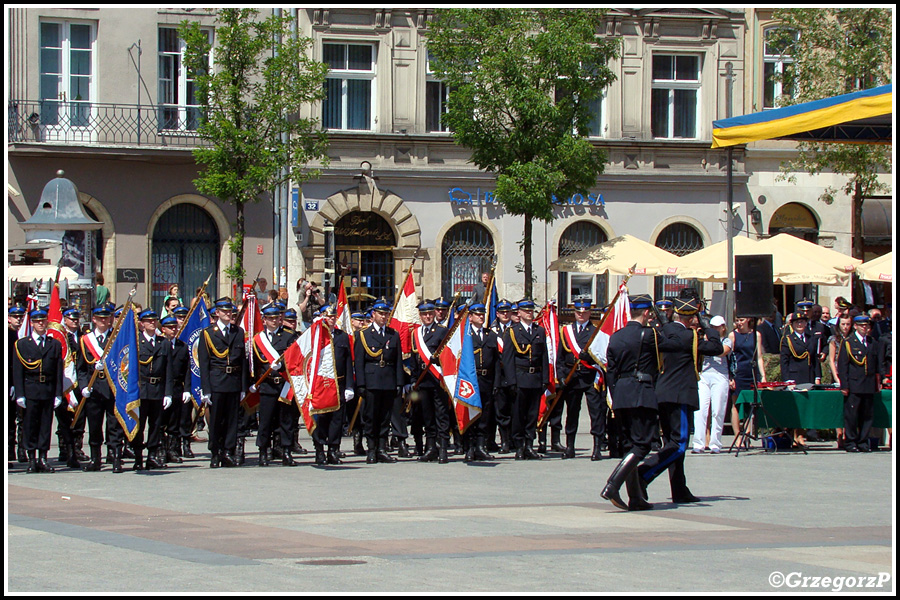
[253,331,292,397]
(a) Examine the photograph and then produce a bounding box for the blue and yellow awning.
[712,84,892,148]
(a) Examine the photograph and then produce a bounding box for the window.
[40,20,95,128]
[651,54,700,139]
[654,223,703,300]
[558,222,608,307]
[158,27,211,131]
[441,223,494,299]
[323,43,376,131]
[555,86,605,138]
[763,28,797,109]
[426,52,449,132]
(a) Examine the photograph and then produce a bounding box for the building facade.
[8,8,887,316]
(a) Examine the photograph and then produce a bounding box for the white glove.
[94,362,105,372]
[16,397,26,409]
[54,396,63,408]
[201,394,211,406]
[82,387,92,398]
[163,396,172,410]
[344,389,354,401]
[271,362,282,371]
[249,384,258,394]
[182,392,193,404]
[239,392,246,402]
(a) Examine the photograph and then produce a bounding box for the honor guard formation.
[9,281,890,513]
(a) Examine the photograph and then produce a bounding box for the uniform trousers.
[492,386,513,443]
[132,398,164,453]
[161,394,183,439]
[313,403,345,448]
[362,389,395,448]
[24,397,55,452]
[390,394,409,442]
[421,387,451,443]
[55,399,85,448]
[511,387,543,449]
[638,403,693,495]
[550,385,597,440]
[695,373,729,452]
[84,393,124,450]
[257,395,293,449]
[843,392,875,451]
[474,375,495,444]
[616,406,659,460]
[207,392,240,454]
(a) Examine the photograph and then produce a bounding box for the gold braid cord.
[692,329,701,381]
[843,340,867,368]
[786,335,810,362]
[360,328,383,359]
[509,328,531,359]
[81,337,99,365]
[15,341,42,370]
[203,330,231,360]
[653,329,664,374]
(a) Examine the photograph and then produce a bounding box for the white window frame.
[425,52,450,133]
[39,19,97,139]
[650,54,701,139]
[158,26,212,132]
[762,27,797,109]
[322,42,377,131]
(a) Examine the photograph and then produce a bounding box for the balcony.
[7,100,209,148]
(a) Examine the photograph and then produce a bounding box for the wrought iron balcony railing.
[8,100,210,148]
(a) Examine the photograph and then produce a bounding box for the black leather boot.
[147,447,163,469]
[397,440,413,458]
[327,447,343,465]
[58,436,70,462]
[551,428,566,453]
[210,450,221,468]
[291,430,307,455]
[562,434,576,459]
[133,449,145,471]
[366,438,377,464]
[437,439,449,464]
[26,450,38,473]
[591,436,603,461]
[537,429,547,454]
[258,445,269,466]
[626,470,653,511]
[473,439,494,461]
[499,429,512,454]
[112,447,125,473]
[74,436,89,461]
[353,431,366,456]
[66,443,82,469]
[377,440,397,463]
[414,435,424,457]
[38,450,56,473]
[418,439,438,462]
[314,444,328,466]
[235,438,246,466]
[83,445,102,472]
[167,436,183,464]
[282,449,298,467]
[182,438,195,459]
[601,453,641,511]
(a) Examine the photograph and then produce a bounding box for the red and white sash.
[254,331,292,398]
[82,331,105,363]
[414,325,443,380]
[562,324,598,372]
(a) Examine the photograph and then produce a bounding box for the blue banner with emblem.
[104,306,140,442]
[178,298,211,410]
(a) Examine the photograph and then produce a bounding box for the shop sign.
[448,187,605,207]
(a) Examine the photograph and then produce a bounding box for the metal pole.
[273,9,282,289]
[724,62,735,328]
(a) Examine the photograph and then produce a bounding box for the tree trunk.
[235,201,245,294]
[851,179,864,260]
[523,215,533,299]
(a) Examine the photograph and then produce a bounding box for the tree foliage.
[425,9,619,296]
[770,8,892,261]
[181,9,329,286]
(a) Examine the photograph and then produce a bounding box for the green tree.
[770,8,892,262]
[181,9,329,289]
[425,9,619,297]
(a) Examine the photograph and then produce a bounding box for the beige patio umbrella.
[856,252,893,283]
[756,233,861,278]
[548,234,688,277]
[675,235,849,285]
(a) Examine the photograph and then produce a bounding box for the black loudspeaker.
[735,254,774,318]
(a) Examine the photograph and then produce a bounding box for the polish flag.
[389,268,421,354]
[587,282,629,367]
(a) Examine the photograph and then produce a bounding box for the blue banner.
[178,298,211,410]
[486,277,498,329]
[104,306,140,442]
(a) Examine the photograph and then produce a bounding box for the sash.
[82,332,105,363]
[254,331,292,400]
[493,325,505,353]
[561,324,598,372]
[414,325,444,380]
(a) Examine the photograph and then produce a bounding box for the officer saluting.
[838,315,882,452]
[198,297,249,468]
[501,299,549,460]
[13,308,64,473]
[354,298,405,464]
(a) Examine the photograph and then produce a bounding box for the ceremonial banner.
[18,291,39,339]
[438,314,482,434]
[47,282,78,408]
[537,301,559,426]
[485,276,499,330]
[104,307,140,442]
[389,268,420,354]
[241,289,263,376]
[177,298,211,410]
[283,318,340,433]
[588,282,629,393]
[336,283,353,334]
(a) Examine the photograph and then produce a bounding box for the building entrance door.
[335,212,396,312]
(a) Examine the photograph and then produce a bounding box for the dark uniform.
[411,304,451,463]
[601,295,682,511]
[637,300,723,503]
[312,310,354,465]
[77,307,126,472]
[161,316,191,463]
[467,303,501,461]
[54,310,87,467]
[12,310,64,473]
[837,316,882,452]
[501,300,549,460]
[132,310,169,470]
[489,300,515,452]
[198,298,250,467]
[9,306,26,463]
[354,300,405,463]
[251,311,296,466]
[779,313,820,384]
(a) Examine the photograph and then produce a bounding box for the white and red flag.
[389,267,420,354]
[536,301,559,426]
[438,314,482,434]
[587,282,629,370]
[335,282,353,335]
[282,317,340,433]
[47,279,78,409]
[241,287,263,377]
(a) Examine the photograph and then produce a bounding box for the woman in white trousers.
[694,316,732,453]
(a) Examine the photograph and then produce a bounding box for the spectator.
[868,308,884,340]
[161,296,180,319]
[162,284,183,316]
[729,316,767,443]
[693,316,732,454]
[261,289,280,311]
[470,271,491,305]
[95,272,111,307]
[828,313,854,448]
[297,280,325,325]
[758,311,781,355]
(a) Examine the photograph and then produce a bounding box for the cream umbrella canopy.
[547,234,687,277]
[856,252,893,283]
[756,233,860,278]
[675,235,850,285]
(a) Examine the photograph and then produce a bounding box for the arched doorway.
[558,221,608,307]
[654,222,703,300]
[441,221,495,300]
[335,212,396,312]
[769,202,820,314]
[151,204,219,312]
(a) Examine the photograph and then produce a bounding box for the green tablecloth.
[735,389,893,429]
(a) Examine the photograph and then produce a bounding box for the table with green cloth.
[735,389,893,429]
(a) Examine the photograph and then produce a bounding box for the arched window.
[654,223,703,300]
[335,212,396,312]
[151,204,219,313]
[558,221,608,307]
[441,222,494,300]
